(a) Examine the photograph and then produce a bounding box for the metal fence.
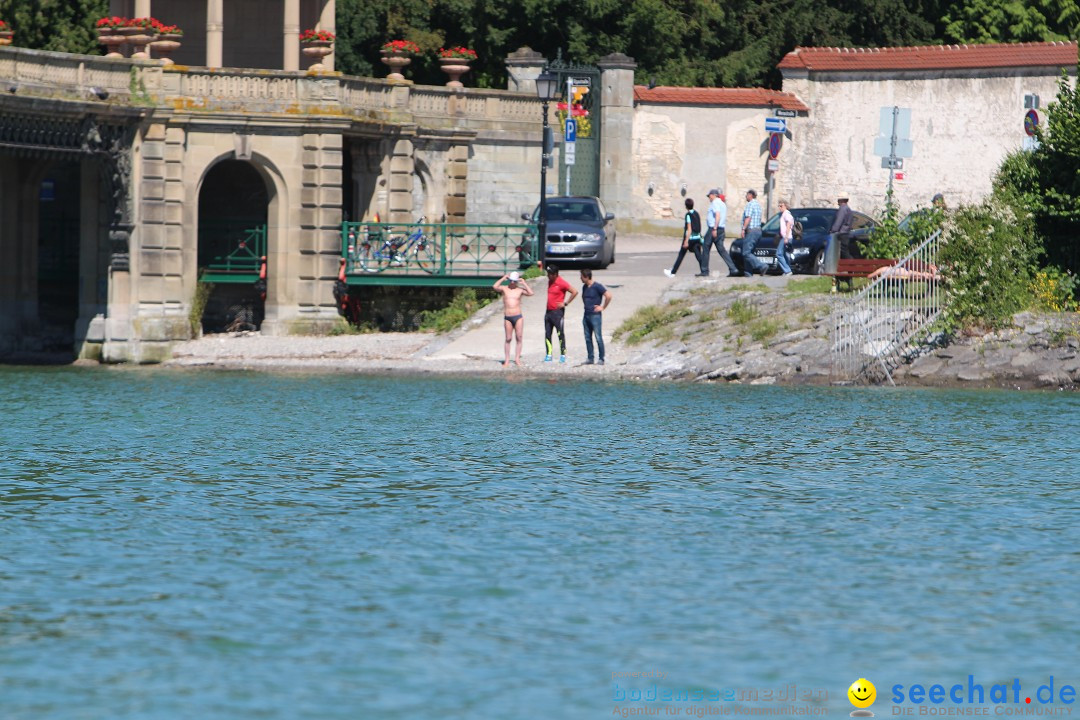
[830,230,944,385]
[341,220,539,286]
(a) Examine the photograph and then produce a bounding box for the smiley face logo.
[848,678,877,716]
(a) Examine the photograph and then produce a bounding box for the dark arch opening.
[37,162,81,356]
[197,160,269,333]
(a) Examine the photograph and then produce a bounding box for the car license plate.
[547,245,574,254]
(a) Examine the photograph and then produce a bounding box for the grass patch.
[417,288,495,333]
[189,280,214,336]
[696,310,718,324]
[329,319,377,335]
[785,276,833,296]
[748,318,782,345]
[722,282,770,294]
[726,300,759,325]
[614,300,693,345]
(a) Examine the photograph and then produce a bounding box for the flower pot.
[150,36,181,65]
[0,30,12,46]
[380,52,412,82]
[302,39,334,72]
[439,56,472,88]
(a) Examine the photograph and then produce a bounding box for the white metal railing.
[830,230,944,385]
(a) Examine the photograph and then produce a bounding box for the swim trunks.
[504,314,523,324]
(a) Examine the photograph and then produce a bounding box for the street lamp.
[535,71,558,268]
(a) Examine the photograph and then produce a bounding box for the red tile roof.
[634,86,808,112]
[778,42,1078,72]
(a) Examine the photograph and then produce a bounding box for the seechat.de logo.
[849,678,877,717]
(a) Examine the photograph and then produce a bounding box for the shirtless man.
[493,271,534,366]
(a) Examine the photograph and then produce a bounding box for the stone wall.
[781,68,1074,216]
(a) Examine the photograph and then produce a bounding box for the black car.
[730,207,877,275]
[521,196,616,269]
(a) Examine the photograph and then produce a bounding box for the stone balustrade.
[0,45,541,132]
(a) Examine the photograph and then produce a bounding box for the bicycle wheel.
[414,234,441,274]
[357,242,381,273]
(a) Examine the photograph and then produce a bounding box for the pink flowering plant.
[300,29,335,43]
[438,46,477,60]
[95,16,128,29]
[382,39,420,55]
[0,20,8,30]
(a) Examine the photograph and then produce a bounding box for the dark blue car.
[730,207,877,275]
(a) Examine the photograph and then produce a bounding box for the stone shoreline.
[159,280,1080,392]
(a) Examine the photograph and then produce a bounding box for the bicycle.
[353,217,440,274]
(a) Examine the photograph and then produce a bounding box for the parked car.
[521,196,616,269]
[730,207,877,275]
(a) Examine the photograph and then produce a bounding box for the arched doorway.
[37,162,81,354]
[197,160,269,333]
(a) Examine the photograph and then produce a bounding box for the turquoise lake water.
[2,367,1079,719]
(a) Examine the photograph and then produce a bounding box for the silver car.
[522,196,616,269]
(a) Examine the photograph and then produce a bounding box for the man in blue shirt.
[580,269,612,365]
[700,188,739,277]
[740,189,767,277]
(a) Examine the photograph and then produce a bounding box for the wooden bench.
[825,258,896,279]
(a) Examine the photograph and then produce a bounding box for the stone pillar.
[283,0,300,72]
[505,46,545,94]
[446,140,469,223]
[206,0,223,67]
[597,53,637,226]
[134,0,151,17]
[318,0,335,72]
[388,132,416,224]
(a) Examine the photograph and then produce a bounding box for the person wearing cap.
[493,271,534,367]
[830,193,855,260]
[932,193,946,211]
[543,265,577,363]
[701,188,739,277]
[740,189,767,276]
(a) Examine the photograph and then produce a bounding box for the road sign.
[564,143,576,166]
[565,118,577,143]
[774,108,797,118]
[894,171,906,182]
[571,76,591,87]
[764,117,787,134]
[881,157,904,170]
[768,132,782,159]
[766,159,779,172]
[1024,109,1039,137]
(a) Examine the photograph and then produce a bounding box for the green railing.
[200,225,267,283]
[341,220,539,286]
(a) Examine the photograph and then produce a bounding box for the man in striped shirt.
[740,189,767,277]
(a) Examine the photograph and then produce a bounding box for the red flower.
[126,16,157,28]
[0,20,7,30]
[300,29,335,42]
[438,46,477,60]
[95,16,128,29]
[382,39,420,55]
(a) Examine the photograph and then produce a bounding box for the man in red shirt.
[544,265,578,363]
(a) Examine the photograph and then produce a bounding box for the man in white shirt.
[700,188,739,277]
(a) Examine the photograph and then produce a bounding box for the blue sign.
[768,132,782,159]
[565,118,577,143]
[764,117,787,134]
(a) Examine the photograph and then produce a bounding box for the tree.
[939,0,1080,43]
[0,0,107,55]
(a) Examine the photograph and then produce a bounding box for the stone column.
[134,0,151,17]
[206,0,223,67]
[597,53,637,226]
[283,0,300,72]
[318,0,335,71]
[75,160,106,361]
[446,139,469,224]
[505,46,545,95]
[388,131,416,224]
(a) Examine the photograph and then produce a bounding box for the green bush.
[613,300,692,345]
[1031,267,1079,312]
[417,288,494,333]
[860,190,911,260]
[938,192,1040,331]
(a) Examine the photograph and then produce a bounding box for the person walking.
[830,192,854,259]
[740,189,767,276]
[543,265,577,363]
[776,199,795,276]
[580,269,612,365]
[700,188,739,277]
[493,271,534,367]
[663,198,703,277]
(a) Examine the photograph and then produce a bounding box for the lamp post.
[535,71,558,268]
